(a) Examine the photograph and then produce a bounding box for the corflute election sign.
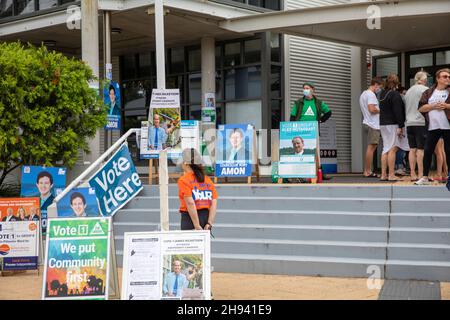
[88,144,143,217]
[42,217,111,300]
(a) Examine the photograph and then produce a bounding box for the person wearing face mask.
[290,82,332,180]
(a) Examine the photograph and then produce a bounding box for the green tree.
[0,42,107,187]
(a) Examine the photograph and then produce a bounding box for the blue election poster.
[20,166,67,234]
[278,121,318,178]
[57,187,101,217]
[215,124,253,177]
[104,80,121,130]
[88,143,143,216]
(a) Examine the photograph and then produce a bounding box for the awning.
[219,0,450,52]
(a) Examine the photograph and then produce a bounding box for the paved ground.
[1,269,450,300]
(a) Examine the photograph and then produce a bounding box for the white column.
[81,0,100,163]
[201,37,215,99]
[350,46,366,173]
[155,0,166,89]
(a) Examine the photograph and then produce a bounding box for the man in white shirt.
[415,68,450,189]
[405,71,429,180]
[360,77,383,177]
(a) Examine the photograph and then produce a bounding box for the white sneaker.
[414,177,431,185]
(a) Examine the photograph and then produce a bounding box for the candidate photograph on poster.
[0,198,41,222]
[20,166,66,233]
[161,254,204,300]
[149,107,181,151]
[215,124,253,177]
[278,121,318,178]
[104,80,121,130]
[56,187,101,218]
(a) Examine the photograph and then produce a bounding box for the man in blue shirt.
[149,113,167,150]
[163,260,188,298]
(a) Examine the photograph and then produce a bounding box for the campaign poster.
[201,93,216,124]
[180,120,200,153]
[0,197,40,222]
[88,143,143,217]
[20,166,67,234]
[121,231,211,300]
[319,119,338,174]
[104,80,121,131]
[42,217,111,300]
[278,121,318,178]
[0,221,40,271]
[143,89,181,159]
[57,187,101,218]
[215,124,253,177]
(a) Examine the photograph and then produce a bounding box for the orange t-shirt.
[177,172,218,212]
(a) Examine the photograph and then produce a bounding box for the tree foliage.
[0,42,107,187]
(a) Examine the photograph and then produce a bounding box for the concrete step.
[139,184,392,198]
[386,260,450,281]
[113,208,390,227]
[112,222,387,242]
[392,186,450,199]
[390,213,450,228]
[391,199,450,214]
[210,238,387,260]
[210,253,385,278]
[389,228,450,245]
[124,196,390,212]
[387,243,450,262]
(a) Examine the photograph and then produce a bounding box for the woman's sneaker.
[414,177,431,185]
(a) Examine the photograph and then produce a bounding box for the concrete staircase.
[113,184,450,281]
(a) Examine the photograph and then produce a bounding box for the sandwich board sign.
[42,217,119,300]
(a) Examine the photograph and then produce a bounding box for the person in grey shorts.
[360,77,383,177]
[405,71,429,181]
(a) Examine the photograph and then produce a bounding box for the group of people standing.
[360,68,450,190]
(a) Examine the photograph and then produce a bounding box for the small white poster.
[121,231,211,300]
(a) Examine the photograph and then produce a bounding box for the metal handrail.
[53,128,140,204]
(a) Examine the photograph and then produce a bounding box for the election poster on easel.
[121,230,211,300]
[20,166,67,235]
[142,89,182,160]
[278,121,318,178]
[88,143,143,217]
[0,221,40,272]
[42,217,118,300]
[215,124,254,178]
[180,120,200,153]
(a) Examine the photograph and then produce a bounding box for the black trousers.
[423,129,450,177]
[180,209,209,230]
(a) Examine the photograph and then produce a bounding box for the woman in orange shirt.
[178,148,218,230]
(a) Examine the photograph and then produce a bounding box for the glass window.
[188,105,201,121]
[170,47,184,74]
[265,0,280,10]
[188,48,201,72]
[215,45,221,69]
[410,53,433,68]
[216,71,223,100]
[0,0,13,18]
[244,39,261,64]
[271,66,281,99]
[248,0,263,7]
[189,73,201,104]
[139,53,152,78]
[15,0,35,15]
[436,50,450,66]
[38,0,57,10]
[271,100,281,129]
[225,66,261,100]
[375,56,398,78]
[270,33,281,62]
[166,75,184,104]
[224,42,241,67]
[123,55,137,80]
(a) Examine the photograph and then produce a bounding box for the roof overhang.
[219,0,450,52]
